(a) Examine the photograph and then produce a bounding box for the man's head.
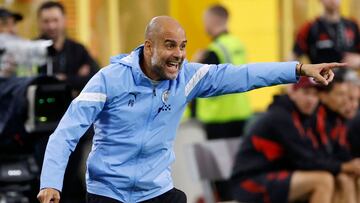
[320,0,341,14]
[203,5,228,38]
[143,16,187,81]
[317,70,349,117]
[341,82,360,119]
[37,1,66,41]
[0,8,23,35]
[339,70,360,119]
[288,77,319,115]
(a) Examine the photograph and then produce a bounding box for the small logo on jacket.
[162,90,170,103]
[158,104,171,113]
[128,92,140,107]
[158,90,171,113]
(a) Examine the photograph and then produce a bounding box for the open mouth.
[166,61,180,73]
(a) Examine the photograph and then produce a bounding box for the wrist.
[296,63,303,76]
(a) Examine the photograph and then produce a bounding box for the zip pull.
[153,87,156,96]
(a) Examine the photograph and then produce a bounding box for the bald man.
[37,16,343,203]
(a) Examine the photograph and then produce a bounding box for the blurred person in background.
[340,70,360,120]
[292,0,360,69]
[347,80,360,203]
[37,1,98,94]
[36,15,341,203]
[231,76,360,203]
[193,5,252,140]
[0,7,22,36]
[312,70,360,203]
[347,73,360,158]
[192,5,253,200]
[36,2,99,203]
[0,7,22,78]
[347,72,360,157]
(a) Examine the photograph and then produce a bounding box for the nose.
[174,47,181,57]
[173,47,185,60]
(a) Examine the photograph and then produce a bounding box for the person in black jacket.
[292,0,360,68]
[231,77,360,203]
[36,1,98,94]
[313,70,360,203]
[35,2,98,203]
[342,70,360,159]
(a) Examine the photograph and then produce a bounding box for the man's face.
[341,83,359,119]
[148,28,187,80]
[290,87,319,115]
[7,17,17,35]
[320,82,349,116]
[38,7,65,40]
[0,17,17,35]
[320,0,340,13]
[203,12,215,37]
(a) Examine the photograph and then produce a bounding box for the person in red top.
[313,69,360,203]
[292,0,360,69]
[231,76,360,203]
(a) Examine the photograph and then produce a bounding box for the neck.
[53,35,65,51]
[323,10,341,22]
[212,26,227,39]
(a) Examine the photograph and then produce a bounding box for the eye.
[180,44,186,50]
[166,43,175,49]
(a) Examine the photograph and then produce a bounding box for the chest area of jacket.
[102,85,187,126]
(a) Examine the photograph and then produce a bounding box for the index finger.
[326,62,347,68]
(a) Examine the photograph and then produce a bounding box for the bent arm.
[40,71,107,191]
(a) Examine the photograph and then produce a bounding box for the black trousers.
[87,188,187,203]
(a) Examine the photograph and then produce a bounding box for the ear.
[144,40,153,56]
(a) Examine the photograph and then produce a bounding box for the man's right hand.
[300,62,347,85]
[37,188,60,203]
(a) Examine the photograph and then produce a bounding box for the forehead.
[39,7,64,19]
[158,26,186,42]
[331,82,349,92]
[299,87,317,94]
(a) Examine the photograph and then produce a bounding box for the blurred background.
[5,0,359,110]
[1,0,360,203]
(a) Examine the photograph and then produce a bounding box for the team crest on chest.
[162,90,170,103]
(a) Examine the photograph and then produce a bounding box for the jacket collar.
[112,45,153,86]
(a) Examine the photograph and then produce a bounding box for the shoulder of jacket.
[99,63,130,77]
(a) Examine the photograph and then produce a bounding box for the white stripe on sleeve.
[185,64,211,97]
[75,92,107,102]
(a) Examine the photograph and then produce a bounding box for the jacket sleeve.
[40,71,107,191]
[184,62,298,101]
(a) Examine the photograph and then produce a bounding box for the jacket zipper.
[153,86,156,96]
[129,85,157,202]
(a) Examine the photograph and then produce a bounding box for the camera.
[0,34,71,202]
[0,33,52,77]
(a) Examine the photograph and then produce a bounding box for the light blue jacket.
[40,46,298,202]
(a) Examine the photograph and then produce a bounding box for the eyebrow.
[164,39,187,44]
